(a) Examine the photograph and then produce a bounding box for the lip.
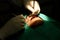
[30,16,42,26]
[31,16,38,20]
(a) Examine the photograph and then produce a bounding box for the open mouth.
[25,15,43,27]
[30,15,38,20]
[29,16,43,27]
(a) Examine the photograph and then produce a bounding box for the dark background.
[0,0,60,28]
[0,0,60,40]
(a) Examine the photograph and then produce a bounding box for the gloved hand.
[0,14,25,39]
[25,1,40,14]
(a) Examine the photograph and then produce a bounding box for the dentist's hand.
[25,1,42,27]
[26,1,40,14]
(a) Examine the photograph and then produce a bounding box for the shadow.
[4,29,24,40]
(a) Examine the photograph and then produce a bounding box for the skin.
[25,15,43,27]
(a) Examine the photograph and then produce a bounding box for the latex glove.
[26,1,40,14]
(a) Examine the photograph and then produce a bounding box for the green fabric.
[18,13,60,40]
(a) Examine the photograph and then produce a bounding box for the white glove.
[26,1,41,14]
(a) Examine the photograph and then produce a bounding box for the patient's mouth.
[31,15,38,20]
